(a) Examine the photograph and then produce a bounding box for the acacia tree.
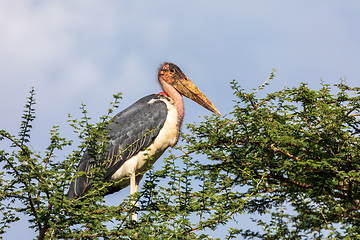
[0,73,359,239]
[183,75,360,239]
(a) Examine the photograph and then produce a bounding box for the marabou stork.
[68,63,221,217]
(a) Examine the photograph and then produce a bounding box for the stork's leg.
[130,171,139,221]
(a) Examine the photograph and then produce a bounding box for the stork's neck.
[159,81,184,129]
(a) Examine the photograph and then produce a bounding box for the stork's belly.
[108,146,167,191]
[109,98,179,190]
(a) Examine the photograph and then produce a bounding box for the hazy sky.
[1,1,359,238]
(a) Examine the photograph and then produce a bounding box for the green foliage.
[182,74,360,239]
[1,74,360,239]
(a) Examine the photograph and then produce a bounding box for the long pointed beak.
[171,77,221,116]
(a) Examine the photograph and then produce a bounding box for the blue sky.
[1,1,360,238]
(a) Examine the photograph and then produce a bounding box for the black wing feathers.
[68,94,168,198]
